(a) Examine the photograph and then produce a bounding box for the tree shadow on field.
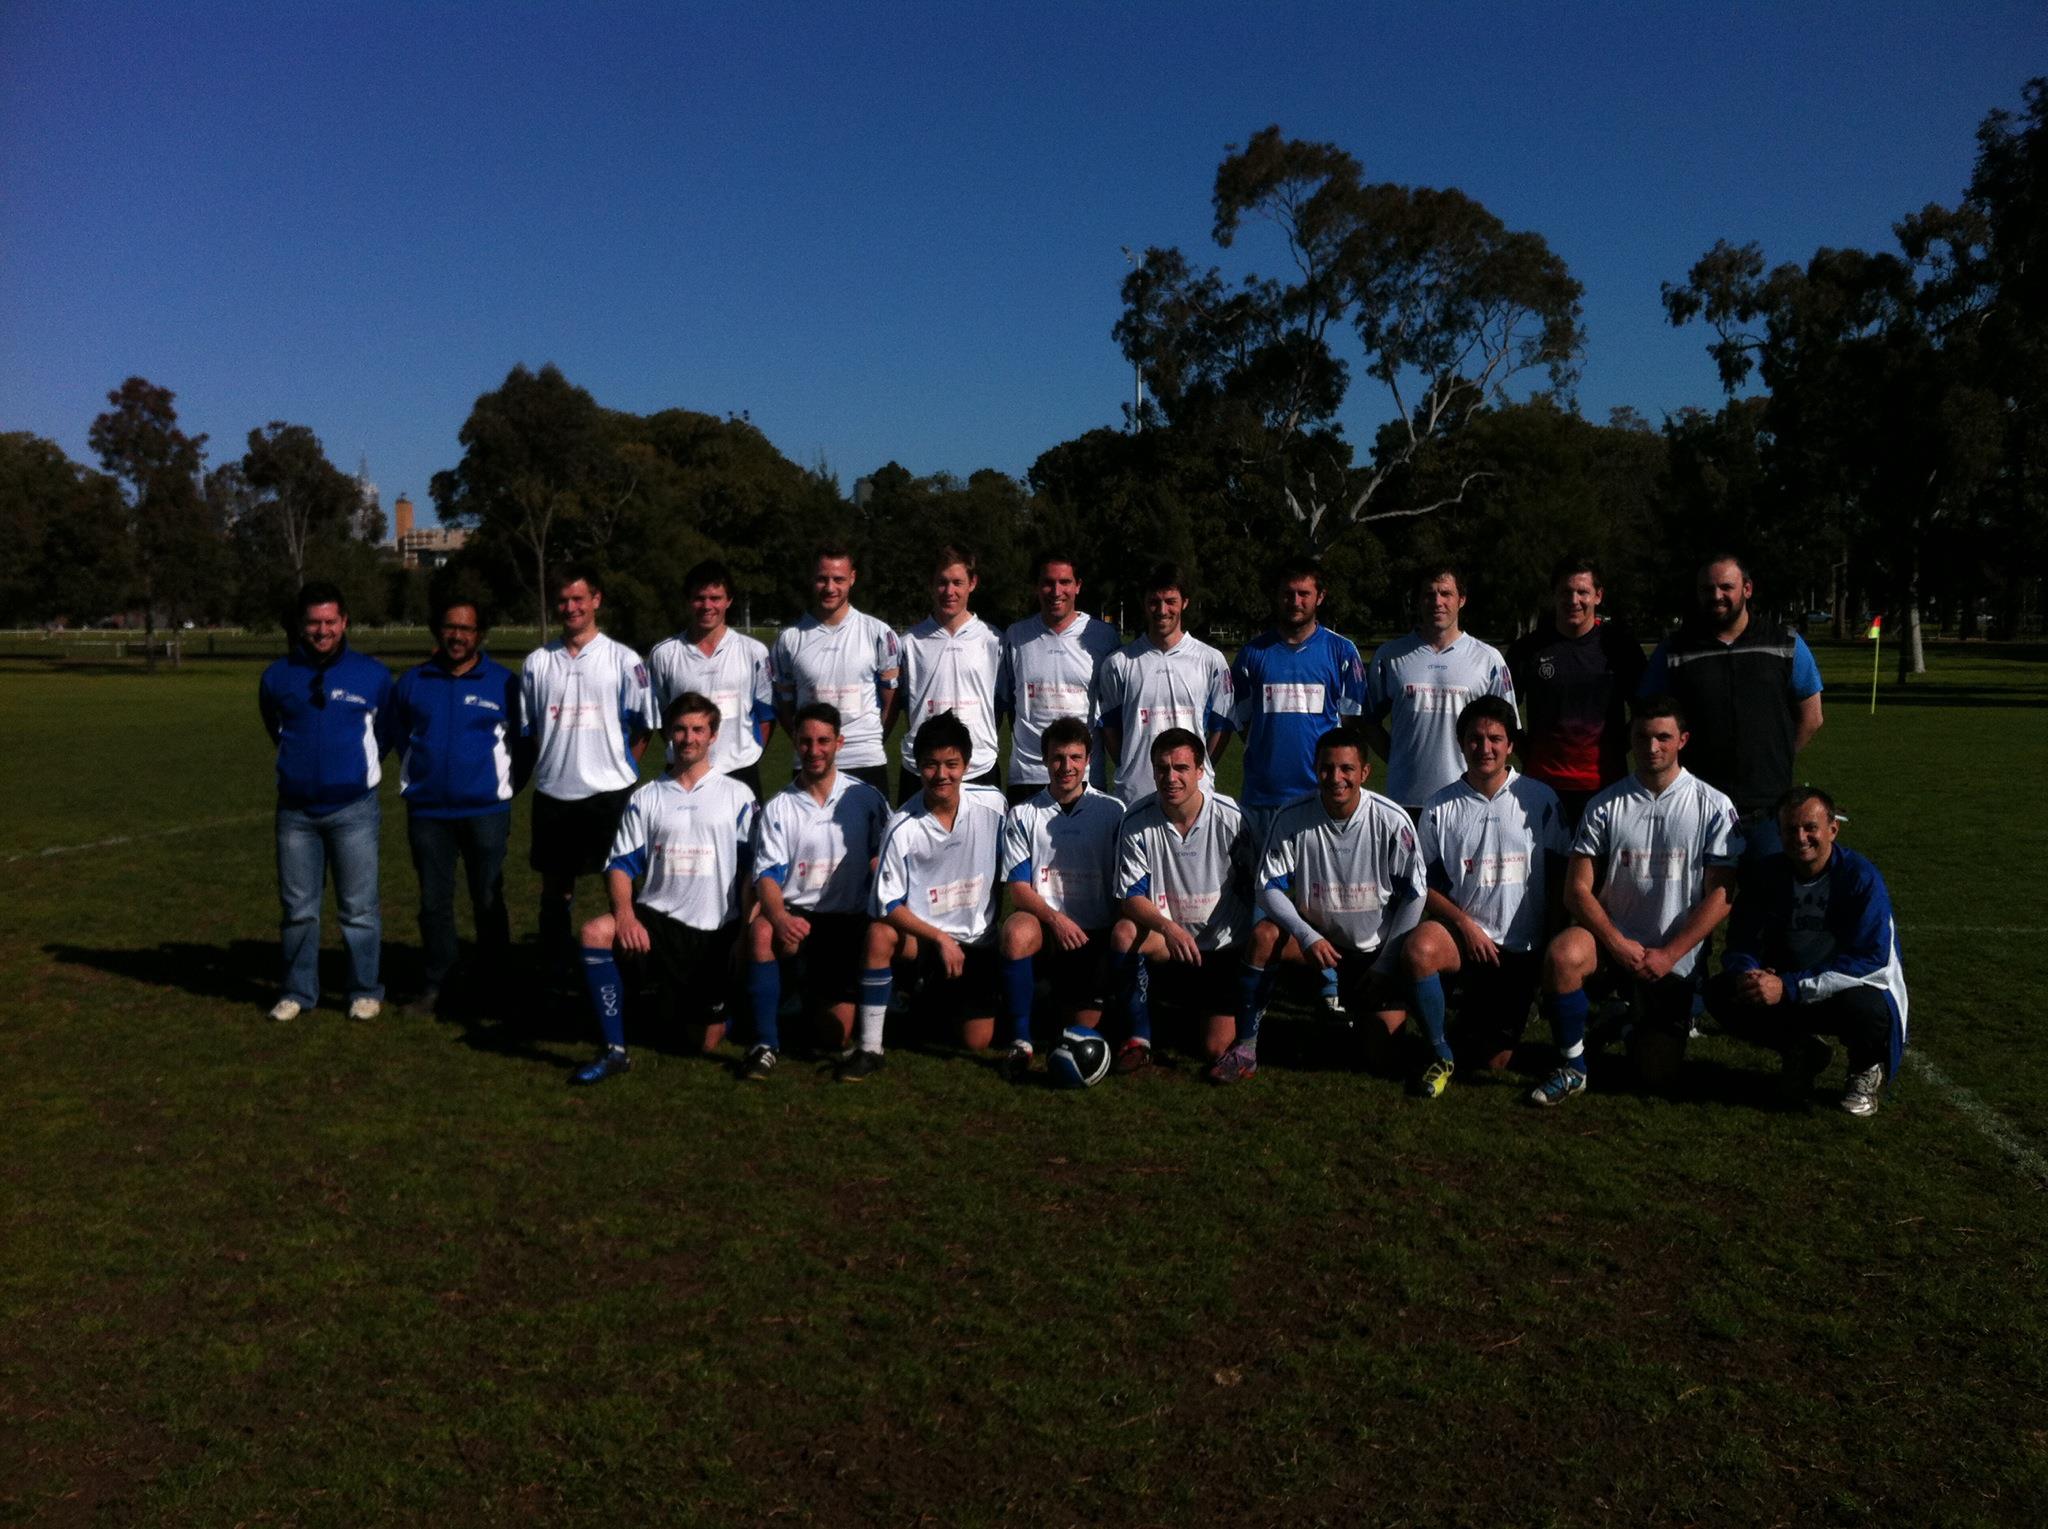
[1868,684,2048,709]
[46,938,291,1011]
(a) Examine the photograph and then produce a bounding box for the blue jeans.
[406,810,512,988]
[276,792,383,1005]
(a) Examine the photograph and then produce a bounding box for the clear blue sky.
[3,2,2041,526]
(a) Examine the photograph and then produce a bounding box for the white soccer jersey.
[1095,632,1234,805]
[605,771,756,931]
[1001,786,1126,930]
[999,611,1121,785]
[770,608,901,769]
[1366,632,1516,808]
[1572,768,1742,977]
[1258,790,1427,954]
[1417,770,1569,954]
[647,628,774,774]
[898,614,1005,773]
[522,632,658,800]
[752,772,889,916]
[1115,790,1254,952]
[871,784,1008,945]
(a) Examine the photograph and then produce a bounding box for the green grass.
[3,642,2047,1526]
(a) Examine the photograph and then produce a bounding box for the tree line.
[5,81,2042,678]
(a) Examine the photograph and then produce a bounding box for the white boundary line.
[4,813,271,865]
[1902,924,2048,935]
[1906,1053,2048,1188]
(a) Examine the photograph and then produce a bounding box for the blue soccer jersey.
[1230,626,1367,810]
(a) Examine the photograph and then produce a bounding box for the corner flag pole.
[1868,614,1884,714]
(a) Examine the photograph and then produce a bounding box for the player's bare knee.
[863,920,899,966]
[1000,912,1039,960]
[1111,918,1140,956]
[580,915,616,950]
[1250,919,1284,964]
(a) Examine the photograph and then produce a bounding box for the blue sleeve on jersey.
[607,847,649,882]
[758,861,791,886]
[1789,635,1823,699]
[1008,857,1034,885]
[1124,872,1152,901]
[1640,640,1672,698]
[883,895,907,915]
[1206,709,1235,736]
[1263,872,1292,894]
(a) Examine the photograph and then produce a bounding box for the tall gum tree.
[88,377,209,672]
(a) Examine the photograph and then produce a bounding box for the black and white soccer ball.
[1048,1026,1111,1089]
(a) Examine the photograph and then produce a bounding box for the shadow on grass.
[45,937,280,1010]
[1864,684,2048,708]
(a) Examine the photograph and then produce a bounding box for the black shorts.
[1593,960,1703,1036]
[1147,953,1236,1018]
[911,940,999,1023]
[897,766,999,807]
[1006,780,1047,807]
[1449,949,1541,1054]
[839,763,891,794]
[791,910,866,1008]
[1041,931,1110,1012]
[725,761,764,800]
[530,787,634,878]
[635,909,739,1027]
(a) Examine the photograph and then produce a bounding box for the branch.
[1353,471,1494,526]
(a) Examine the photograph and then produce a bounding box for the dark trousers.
[407,810,512,988]
[1706,973,1892,1076]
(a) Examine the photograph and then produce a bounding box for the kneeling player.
[1707,786,1907,1117]
[1109,729,1259,1079]
[742,703,890,1079]
[1529,696,1739,1105]
[572,692,756,1085]
[1410,697,1570,1087]
[997,717,1125,1078]
[1244,728,1432,1087]
[840,711,1007,1081]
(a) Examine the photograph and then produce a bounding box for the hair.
[1455,695,1522,746]
[428,580,489,634]
[1030,549,1081,583]
[662,691,722,732]
[813,540,856,568]
[1633,693,1689,732]
[550,561,603,599]
[295,581,347,620]
[1313,726,1369,763]
[1148,726,1206,768]
[931,543,977,578]
[1777,784,1837,821]
[1144,561,1191,600]
[1413,560,1465,596]
[681,558,735,599]
[1274,556,1326,594]
[1698,550,1751,583]
[1549,554,1603,590]
[793,701,843,734]
[1041,716,1093,756]
[913,709,973,766]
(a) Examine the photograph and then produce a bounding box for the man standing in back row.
[1507,555,1645,829]
[647,558,775,798]
[999,549,1120,805]
[1365,563,1515,814]
[771,543,901,795]
[895,544,1004,803]
[1642,552,1823,863]
[521,564,658,984]
[1096,562,1234,806]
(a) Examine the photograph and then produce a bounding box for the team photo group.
[258,540,1909,1115]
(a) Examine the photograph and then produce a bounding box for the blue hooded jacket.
[390,652,527,818]
[258,644,395,815]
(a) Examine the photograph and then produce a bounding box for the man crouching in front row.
[570,692,756,1085]
[838,711,1008,1082]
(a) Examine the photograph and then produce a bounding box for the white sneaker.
[347,997,382,1021]
[268,998,303,1023]
[1840,1064,1884,1118]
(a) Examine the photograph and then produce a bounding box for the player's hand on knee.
[1164,925,1203,965]
[1307,938,1341,971]
[616,915,651,957]
[937,934,966,979]
[1458,918,1501,966]
[1052,913,1089,952]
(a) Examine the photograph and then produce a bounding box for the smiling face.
[302,601,347,658]
[812,556,855,618]
[1697,560,1751,633]
[686,581,732,639]
[1459,717,1514,786]
[1037,561,1080,625]
[918,744,967,811]
[1780,797,1839,878]
[1145,586,1187,646]
[435,604,480,667]
[1632,712,1689,779]
[1553,572,1602,638]
[794,718,841,782]
[1151,744,1202,810]
[669,708,718,771]
[1315,743,1366,816]
[930,561,976,624]
[1275,575,1324,640]
[554,580,600,639]
[1045,737,1090,802]
[1416,575,1465,639]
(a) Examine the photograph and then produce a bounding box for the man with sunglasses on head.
[258,581,395,1024]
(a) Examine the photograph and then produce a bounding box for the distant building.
[392,494,466,569]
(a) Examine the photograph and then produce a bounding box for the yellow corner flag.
[1868,614,1883,713]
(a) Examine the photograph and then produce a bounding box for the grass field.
[4,640,2047,1526]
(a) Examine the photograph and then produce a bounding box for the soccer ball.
[1048,1026,1111,1089]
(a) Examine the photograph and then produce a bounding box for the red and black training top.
[1505,620,1646,796]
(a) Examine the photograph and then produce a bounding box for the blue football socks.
[1543,988,1590,1069]
[1235,962,1277,1046]
[747,958,782,1052]
[1412,973,1452,1062]
[1115,948,1152,1042]
[1002,955,1036,1049]
[581,946,626,1050]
